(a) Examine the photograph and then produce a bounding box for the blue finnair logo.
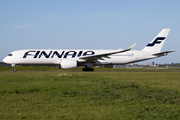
[23,51,95,58]
[147,37,166,46]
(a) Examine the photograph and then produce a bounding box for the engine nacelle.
[59,59,78,69]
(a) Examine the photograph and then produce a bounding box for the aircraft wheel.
[13,68,16,72]
[82,68,94,71]
[90,68,94,71]
[82,68,87,71]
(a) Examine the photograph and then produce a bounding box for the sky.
[0,0,180,64]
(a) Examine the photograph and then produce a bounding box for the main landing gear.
[83,62,94,71]
[82,68,94,71]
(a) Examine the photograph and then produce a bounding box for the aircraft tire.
[13,68,16,72]
[90,68,94,71]
[82,68,94,71]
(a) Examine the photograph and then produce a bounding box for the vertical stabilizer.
[142,29,170,52]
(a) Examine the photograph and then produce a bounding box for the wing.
[152,50,175,56]
[79,43,137,61]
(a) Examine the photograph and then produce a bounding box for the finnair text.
[23,51,95,58]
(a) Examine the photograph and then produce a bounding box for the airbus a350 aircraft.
[3,29,174,71]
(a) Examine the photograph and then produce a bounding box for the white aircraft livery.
[3,29,174,71]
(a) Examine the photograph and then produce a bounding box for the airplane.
[3,29,174,72]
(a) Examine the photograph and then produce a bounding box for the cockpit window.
[8,54,13,56]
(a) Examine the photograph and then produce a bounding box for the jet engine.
[59,59,78,69]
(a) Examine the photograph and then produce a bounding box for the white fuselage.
[3,29,173,70]
[3,49,156,66]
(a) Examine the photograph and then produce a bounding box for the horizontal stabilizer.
[152,50,175,56]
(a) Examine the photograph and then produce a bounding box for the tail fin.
[142,29,170,52]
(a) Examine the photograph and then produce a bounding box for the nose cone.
[3,57,8,63]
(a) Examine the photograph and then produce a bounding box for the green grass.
[1,66,180,72]
[1,71,180,119]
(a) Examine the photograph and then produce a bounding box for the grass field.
[1,66,180,72]
[1,69,180,119]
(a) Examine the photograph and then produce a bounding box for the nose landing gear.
[13,67,17,72]
[12,64,16,72]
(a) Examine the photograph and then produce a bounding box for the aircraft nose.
[3,57,8,63]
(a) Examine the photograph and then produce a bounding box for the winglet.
[128,43,137,50]
[119,43,137,53]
